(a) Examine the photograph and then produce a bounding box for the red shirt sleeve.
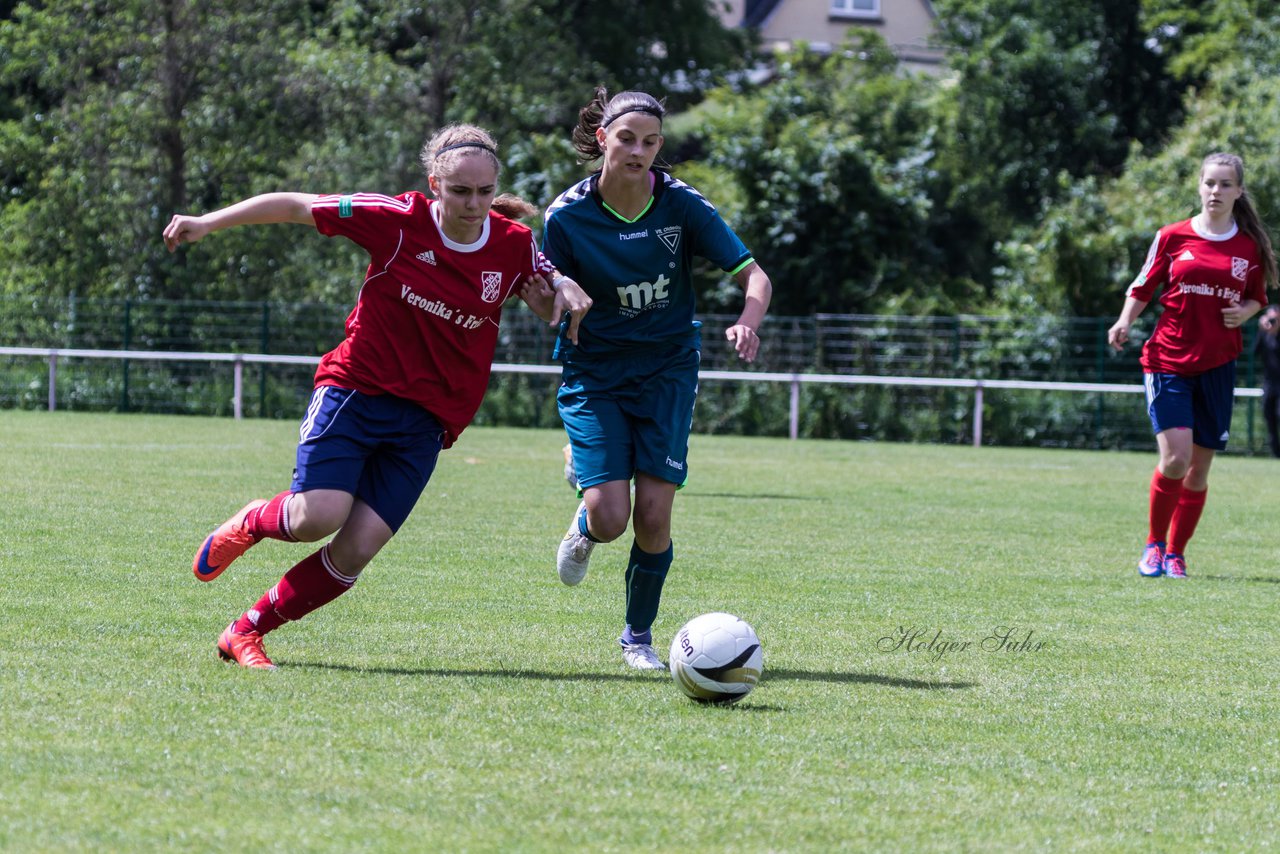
[311,192,420,256]
[1127,228,1169,302]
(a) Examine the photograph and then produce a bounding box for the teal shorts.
[558,345,699,489]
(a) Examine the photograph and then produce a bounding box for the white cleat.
[557,501,595,586]
[622,643,666,671]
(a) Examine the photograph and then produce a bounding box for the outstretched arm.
[1107,295,1148,351]
[725,261,772,363]
[163,192,319,252]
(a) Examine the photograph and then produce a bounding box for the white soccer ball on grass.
[669,612,763,704]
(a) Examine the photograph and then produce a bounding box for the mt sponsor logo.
[616,273,670,315]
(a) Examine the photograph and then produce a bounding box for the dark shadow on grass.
[768,668,973,690]
[281,662,971,691]
[280,661,645,682]
[1198,574,1280,585]
[689,702,787,712]
[684,492,822,501]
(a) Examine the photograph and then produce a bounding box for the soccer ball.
[669,612,763,704]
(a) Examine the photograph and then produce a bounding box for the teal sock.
[623,539,673,635]
[576,505,601,543]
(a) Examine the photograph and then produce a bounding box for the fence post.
[972,383,984,448]
[1246,322,1257,453]
[233,357,244,421]
[1095,317,1107,448]
[48,353,57,412]
[259,302,270,417]
[121,298,131,412]
[789,377,800,440]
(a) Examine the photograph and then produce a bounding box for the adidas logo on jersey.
[1177,249,1195,262]
[416,250,437,266]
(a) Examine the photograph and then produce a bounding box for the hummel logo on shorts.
[416,250,437,266]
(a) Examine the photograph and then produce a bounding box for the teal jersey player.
[544,87,773,673]
[543,169,754,357]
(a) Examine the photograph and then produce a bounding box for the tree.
[933,0,1181,228]
[688,34,977,315]
[991,30,1280,318]
[0,0,754,303]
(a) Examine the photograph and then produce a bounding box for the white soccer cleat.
[556,501,595,586]
[622,643,666,671]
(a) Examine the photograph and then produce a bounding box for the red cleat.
[217,622,276,670]
[192,500,267,582]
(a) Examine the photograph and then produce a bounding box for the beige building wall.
[717,0,943,70]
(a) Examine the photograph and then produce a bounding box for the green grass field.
[3,410,1279,852]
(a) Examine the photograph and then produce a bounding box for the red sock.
[232,545,356,635]
[249,491,298,542]
[1148,469,1184,545]
[1168,487,1208,554]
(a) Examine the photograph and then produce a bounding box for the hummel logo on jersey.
[1177,249,1195,262]
[416,250,437,266]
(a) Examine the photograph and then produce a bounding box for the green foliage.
[2,0,1277,332]
[933,0,1181,228]
[0,0,750,303]
[1141,0,1274,83]
[691,34,961,315]
[993,39,1280,317]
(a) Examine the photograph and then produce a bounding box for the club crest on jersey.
[480,271,503,303]
[1232,257,1249,282]
[656,226,682,254]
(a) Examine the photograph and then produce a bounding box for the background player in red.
[1108,151,1276,579]
[163,123,591,668]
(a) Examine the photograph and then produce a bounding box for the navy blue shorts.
[1144,360,1237,451]
[291,386,445,532]
[558,345,699,489]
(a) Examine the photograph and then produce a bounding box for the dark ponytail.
[571,86,666,164]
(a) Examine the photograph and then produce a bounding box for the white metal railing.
[0,346,1263,447]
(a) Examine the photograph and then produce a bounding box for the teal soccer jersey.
[543,169,753,358]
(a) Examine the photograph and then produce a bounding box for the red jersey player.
[1108,152,1277,580]
[162,124,592,669]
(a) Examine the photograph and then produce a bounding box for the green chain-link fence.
[0,296,1270,452]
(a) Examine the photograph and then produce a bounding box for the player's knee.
[326,541,376,576]
[587,503,630,542]
[1159,452,1191,478]
[289,491,352,541]
[632,505,672,542]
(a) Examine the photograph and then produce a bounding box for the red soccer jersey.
[311,191,551,447]
[1127,217,1268,375]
